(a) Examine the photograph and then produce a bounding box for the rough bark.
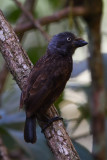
[0,0,36,97]
[0,63,9,95]
[0,11,32,90]
[0,1,35,160]
[0,10,80,160]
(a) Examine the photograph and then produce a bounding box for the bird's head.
[48,32,88,56]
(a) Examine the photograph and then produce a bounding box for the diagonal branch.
[0,10,80,160]
[0,0,36,96]
[13,0,50,42]
[0,1,36,159]
[15,6,89,34]
[16,0,36,40]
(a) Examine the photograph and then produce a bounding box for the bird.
[20,32,88,143]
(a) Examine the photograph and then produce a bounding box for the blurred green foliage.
[47,0,62,8]
[5,7,21,23]
[27,46,46,64]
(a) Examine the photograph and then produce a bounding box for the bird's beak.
[73,38,88,47]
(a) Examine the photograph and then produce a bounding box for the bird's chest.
[52,56,73,81]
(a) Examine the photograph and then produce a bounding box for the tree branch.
[15,6,89,34]
[0,1,36,160]
[81,0,106,159]
[16,0,36,40]
[13,0,50,42]
[0,63,9,95]
[0,0,36,96]
[0,10,80,160]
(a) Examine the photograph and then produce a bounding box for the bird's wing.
[27,70,64,117]
[20,54,49,108]
[20,55,65,111]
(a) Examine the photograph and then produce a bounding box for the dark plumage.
[20,32,88,143]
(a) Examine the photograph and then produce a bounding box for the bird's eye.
[67,37,71,42]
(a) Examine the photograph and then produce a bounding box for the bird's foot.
[41,116,63,133]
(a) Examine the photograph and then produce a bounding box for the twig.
[0,10,80,160]
[16,0,36,40]
[15,6,89,34]
[13,0,50,42]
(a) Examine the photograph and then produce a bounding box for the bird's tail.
[24,116,36,143]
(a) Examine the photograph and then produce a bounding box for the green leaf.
[0,127,16,150]
[27,46,46,64]
[55,92,64,111]
[5,7,21,23]
[47,0,63,8]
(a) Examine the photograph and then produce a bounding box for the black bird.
[20,32,88,143]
